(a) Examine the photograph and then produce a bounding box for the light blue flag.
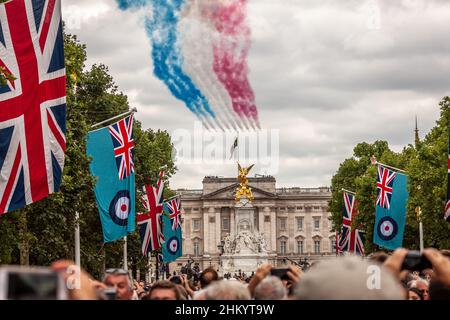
[86,116,136,243]
[162,197,183,263]
[373,166,408,250]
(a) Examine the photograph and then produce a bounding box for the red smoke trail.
[208,0,259,127]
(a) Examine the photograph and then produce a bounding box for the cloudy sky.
[62,0,450,190]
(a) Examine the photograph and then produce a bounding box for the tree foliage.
[0,30,177,279]
[330,97,450,254]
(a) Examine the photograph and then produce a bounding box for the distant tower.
[414,116,420,148]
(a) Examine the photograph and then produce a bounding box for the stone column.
[230,208,236,237]
[258,207,264,235]
[215,209,221,253]
[270,209,276,253]
[203,209,209,254]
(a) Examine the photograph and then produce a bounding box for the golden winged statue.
[235,163,255,202]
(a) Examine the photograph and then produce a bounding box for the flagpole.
[91,107,137,129]
[341,188,356,195]
[72,73,81,270]
[416,207,424,252]
[75,211,81,268]
[123,236,128,271]
[372,159,407,174]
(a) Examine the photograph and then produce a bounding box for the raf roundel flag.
[162,197,183,263]
[87,115,135,243]
[373,165,409,250]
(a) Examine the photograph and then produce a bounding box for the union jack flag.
[164,196,183,231]
[137,171,165,256]
[0,0,66,215]
[338,191,365,256]
[376,165,396,210]
[109,115,134,180]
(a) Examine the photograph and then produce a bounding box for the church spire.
[415,115,420,148]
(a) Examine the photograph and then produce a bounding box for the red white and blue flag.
[376,165,396,210]
[165,196,183,231]
[338,191,365,256]
[109,115,134,180]
[0,0,66,215]
[137,171,165,256]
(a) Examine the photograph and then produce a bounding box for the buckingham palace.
[169,175,336,272]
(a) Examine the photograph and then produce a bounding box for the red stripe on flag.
[39,0,57,52]
[0,147,22,213]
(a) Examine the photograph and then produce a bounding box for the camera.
[170,276,182,285]
[401,251,432,271]
[270,268,290,281]
[103,287,117,300]
[0,266,68,300]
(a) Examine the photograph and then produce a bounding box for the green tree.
[330,97,450,254]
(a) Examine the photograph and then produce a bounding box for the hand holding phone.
[270,268,290,281]
[401,251,432,271]
[0,266,68,300]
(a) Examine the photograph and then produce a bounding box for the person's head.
[138,281,145,288]
[409,278,429,300]
[254,276,287,300]
[146,281,181,300]
[368,252,389,264]
[408,287,424,300]
[205,280,251,300]
[429,278,450,300]
[291,257,404,300]
[103,268,133,300]
[200,268,219,289]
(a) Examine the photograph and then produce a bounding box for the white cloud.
[63,0,449,189]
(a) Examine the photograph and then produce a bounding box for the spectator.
[368,252,389,264]
[408,287,424,300]
[199,268,219,289]
[254,276,287,300]
[103,268,134,300]
[204,280,251,300]
[144,280,182,300]
[291,256,404,300]
[429,278,450,300]
[408,278,430,300]
[423,248,450,301]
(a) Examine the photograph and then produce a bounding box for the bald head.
[292,256,404,300]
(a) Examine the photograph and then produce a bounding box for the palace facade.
[168,176,335,272]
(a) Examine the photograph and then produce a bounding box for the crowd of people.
[51,248,449,300]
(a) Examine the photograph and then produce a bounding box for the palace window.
[280,240,287,255]
[279,218,287,231]
[194,241,200,256]
[264,216,270,222]
[314,217,320,230]
[192,219,201,232]
[297,240,304,255]
[222,217,230,231]
[314,240,321,254]
[296,217,304,231]
[331,238,337,253]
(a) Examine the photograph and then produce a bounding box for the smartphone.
[401,251,432,271]
[0,266,68,300]
[170,276,182,285]
[103,287,117,300]
[270,268,290,281]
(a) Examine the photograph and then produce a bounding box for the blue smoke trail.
[115,0,216,119]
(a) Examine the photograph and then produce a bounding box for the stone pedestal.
[219,198,271,275]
